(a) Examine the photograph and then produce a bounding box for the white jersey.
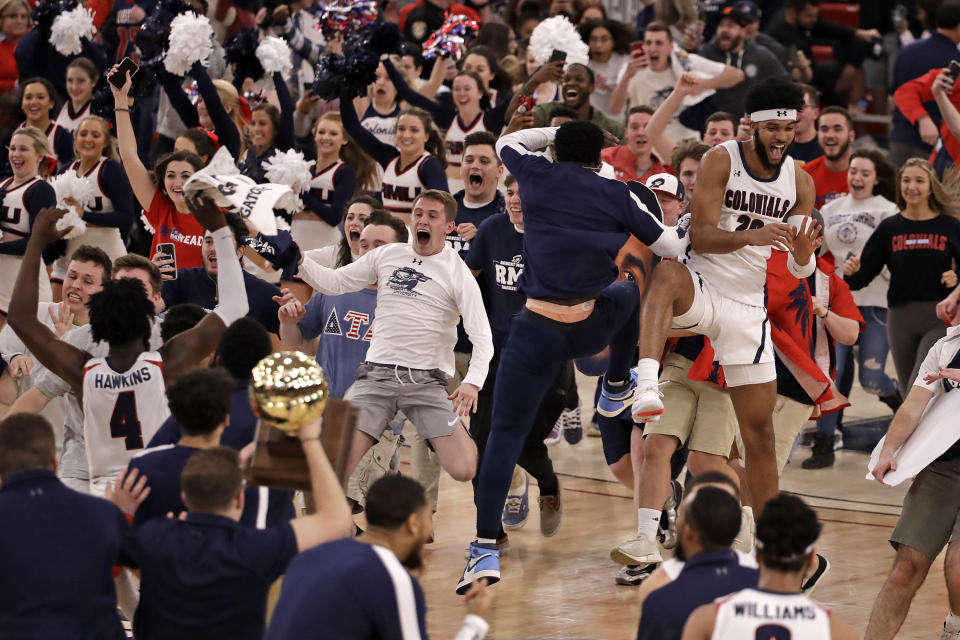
[712,589,832,639]
[381,153,429,217]
[55,100,92,133]
[81,351,170,489]
[684,139,797,307]
[69,157,116,214]
[360,102,400,147]
[445,112,487,169]
[0,176,46,237]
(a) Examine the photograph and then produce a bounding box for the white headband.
[749,108,797,122]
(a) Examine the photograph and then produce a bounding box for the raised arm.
[339,93,399,168]
[157,69,201,129]
[645,73,700,163]
[382,58,453,128]
[272,71,296,151]
[190,61,242,158]
[296,247,378,294]
[894,68,942,147]
[932,69,960,142]
[108,67,157,210]
[6,209,90,396]
[160,194,249,379]
[494,126,558,174]
[688,145,793,255]
[699,63,744,90]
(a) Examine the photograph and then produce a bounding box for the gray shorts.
[890,457,960,560]
[345,362,461,441]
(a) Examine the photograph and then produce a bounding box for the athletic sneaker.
[615,563,658,586]
[800,553,830,595]
[586,420,602,437]
[502,469,529,530]
[597,369,638,417]
[658,479,682,550]
[562,401,583,444]
[463,533,510,559]
[610,533,663,566]
[457,541,501,595]
[544,416,562,445]
[631,381,664,423]
[941,615,960,640]
[539,480,562,537]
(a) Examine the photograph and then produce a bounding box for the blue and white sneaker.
[502,469,529,530]
[456,541,500,595]
[596,369,638,417]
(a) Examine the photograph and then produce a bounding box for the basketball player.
[7,193,249,496]
[460,121,688,594]
[682,493,857,639]
[632,78,820,523]
[295,189,493,489]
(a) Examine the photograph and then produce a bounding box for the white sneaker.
[941,615,960,640]
[631,382,664,423]
[610,534,663,566]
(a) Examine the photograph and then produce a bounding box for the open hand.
[49,301,76,337]
[746,222,793,252]
[278,298,306,325]
[923,366,960,384]
[106,467,151,514]
[32,207,72,245]
[790,216,822,267]
[448,382,479,416]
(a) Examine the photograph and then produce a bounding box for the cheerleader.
[0,78,73,178]
[55,57,98,134]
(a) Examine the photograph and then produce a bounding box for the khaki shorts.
[891,457,960,560]
[644,353,738,457]
[772,394,814,473]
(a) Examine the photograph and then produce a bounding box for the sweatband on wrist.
[787,252,815,278]
[749,108,797,121]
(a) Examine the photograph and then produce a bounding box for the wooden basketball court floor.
[409,373,948,640]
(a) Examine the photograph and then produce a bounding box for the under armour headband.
[749,108,797,121]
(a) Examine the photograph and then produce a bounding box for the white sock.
[636,359,659,385]
[477,537,497,545]
[945,611,960,632]
[637,508,660,540]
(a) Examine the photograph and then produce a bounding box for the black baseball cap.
[721,1,762,25]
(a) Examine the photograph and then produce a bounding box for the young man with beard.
[787,84,823,164]
[459,120,688,593]
[296,189,492,488]
[523,62,626,141]
[802,107,854,209]
[265,475,494,640]
[632,79,821,523]
[601,106,669,183]
[698,5,789,117]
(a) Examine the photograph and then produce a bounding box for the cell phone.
[109,57,139,89]
[949,60,960,80]
[630,40,645,55]
[156,243,177,280]
[549,49,567,64]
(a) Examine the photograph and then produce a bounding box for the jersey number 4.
[110,391,144,450]
[735,215,765,232]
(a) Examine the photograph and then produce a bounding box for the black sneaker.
[615,563,658,586]
[801,432,835,469]
[879,389,903,412]
[801,553,830,594]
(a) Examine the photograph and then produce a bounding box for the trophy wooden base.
[249,398,357,492]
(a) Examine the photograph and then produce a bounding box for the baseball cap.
[645,173,684,201]
[722,1,761,25]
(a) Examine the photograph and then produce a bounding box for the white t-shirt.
[297,243,493,388]
[820,194,898,308]
[621,51,726,141]
[589,53,628,120]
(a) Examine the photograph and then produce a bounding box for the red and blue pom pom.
[422,13,479,61]
[313,0,378,39]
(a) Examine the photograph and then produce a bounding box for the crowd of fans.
[3,0,960,637]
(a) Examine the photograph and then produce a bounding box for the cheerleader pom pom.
[528,16,589,67]
[49,172,98,210]
[225,27,265,83]
[50,5,95,56]
[362,20,402,57]
[135,0,193,70]
[263,149,314,195]
[315,0,377,38]
[164,13,214,75]
[312,54,349,100]
[55,207,87,240]
[422,14,478,61]
[32,0,71,39]
[257,36,293,77]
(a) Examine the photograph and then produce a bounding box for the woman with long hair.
[340,97,448,222]
[845,158,960,397]
[578,19,634,118]
[0,127,56,325]
[49,115,134,300]
[56,57,98,133]
[474,22,518,61]
[461,46,515,104]
[803,149,901,469]
[305,195,378,270]
[0,78,73,177]
[110,66,207,269]
[238,72,296,184]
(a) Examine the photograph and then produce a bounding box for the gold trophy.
[248,352,356,491]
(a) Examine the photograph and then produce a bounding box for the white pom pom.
[164,13,214,75]
[256,36,293,77]
[56,207,87,240]
[263,149,314,195]
[49,172,98,209]
[528,16,590,67]
[50,6,96,56]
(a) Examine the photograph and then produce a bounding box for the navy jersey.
[465,213,525,351]
[297,288,377,398]
[448,190,506,258]
[134,514,298,640]
[111,0,152,63]
[148,379,258,451]
[128,444,295,529]
[265,538,428,640]
[0,470,138,640]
